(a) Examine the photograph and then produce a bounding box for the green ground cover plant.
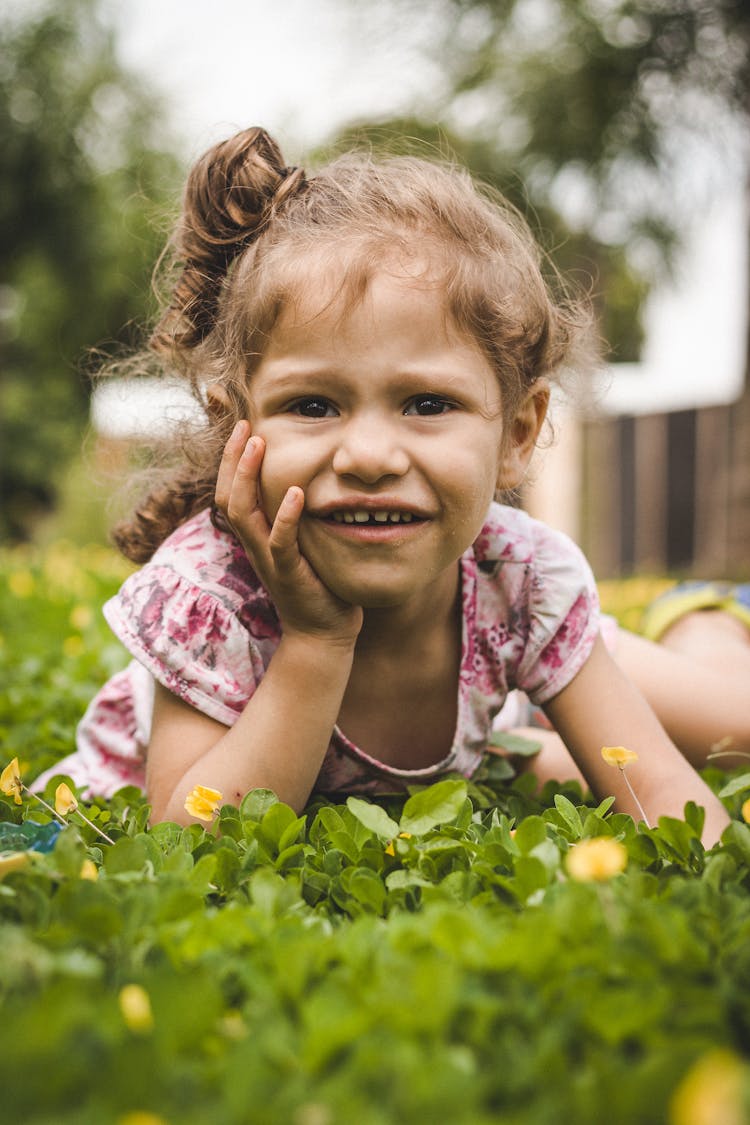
[1,546,749,1125]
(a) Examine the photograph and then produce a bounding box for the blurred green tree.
[328,0,749,359]
[0,0,179,541]
[441,0,748,248]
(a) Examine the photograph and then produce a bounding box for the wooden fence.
[575,387,750,578]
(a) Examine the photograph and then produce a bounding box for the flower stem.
[24,787,68,827]
[73,809,115,846]
[22,784,115,845]
[620,768,651,828]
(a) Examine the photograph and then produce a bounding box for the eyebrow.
[254,357,486,386]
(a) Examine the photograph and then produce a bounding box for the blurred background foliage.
[1,0,748,545]
[327,0,749,352]
[0,0,180,543]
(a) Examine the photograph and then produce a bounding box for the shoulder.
[470,502,598,649]
[472,502,591,579]
[102,509,279,726]
[149,508,258,598]
[471,504,600,703]
[109,508,279,642]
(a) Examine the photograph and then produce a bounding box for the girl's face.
[247,267,546,611]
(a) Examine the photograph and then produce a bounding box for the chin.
[322,574,413,610]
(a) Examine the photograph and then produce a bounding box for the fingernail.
[244,436,257,454]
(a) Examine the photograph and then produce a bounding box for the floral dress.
[33,503,603,797]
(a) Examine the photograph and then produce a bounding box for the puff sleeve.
[513,520,601,705]
[103,559,279,728]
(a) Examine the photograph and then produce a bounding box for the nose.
[331,413,410,483]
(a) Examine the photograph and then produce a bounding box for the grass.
[1,544,749,1124]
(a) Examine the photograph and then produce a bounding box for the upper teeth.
[331,510,414,524]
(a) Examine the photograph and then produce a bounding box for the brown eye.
[406,395,453,416]
[291,398,336,418]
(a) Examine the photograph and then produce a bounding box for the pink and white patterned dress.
[34,503,603,798]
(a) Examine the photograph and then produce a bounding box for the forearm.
[151,633,356,822]
[582,727,730,846]
[544,639,731,848]
[566,717,730,848]
[611,747,728,846]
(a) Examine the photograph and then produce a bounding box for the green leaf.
[102,836,150,874]
[529,839,561,875]
[553,794,583,836]
[188,853,218,894]
[683,801,705,837]
[590,795,616,818]
[511,855,550,901]
[346,797,400,840]
[513,816,548,855]
[342,867,387,914]
[400,780,468,836]
[385,868,433,890]
[240,788,279,822]
[275,843,307,872]
[718,772,750,799]
[653,816,700,864]
[278,814,307,853]
[487,731,543,756]
[257,803,300,855]
[481,754,516,783]
[720,819,750,863]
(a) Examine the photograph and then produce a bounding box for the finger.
[225,437,267,528]
[215,420,251,509]
[268,486,305,569]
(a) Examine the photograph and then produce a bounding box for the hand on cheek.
[215,422,362,645]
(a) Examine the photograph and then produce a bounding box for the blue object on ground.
[0,820,62,853]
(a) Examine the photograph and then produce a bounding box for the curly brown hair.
[110,125,596,562]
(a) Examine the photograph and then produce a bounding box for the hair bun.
[184,127,290,262]
[154,128,306,350]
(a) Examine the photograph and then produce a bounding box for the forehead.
[267,247,455,341]
[250,257,501,408]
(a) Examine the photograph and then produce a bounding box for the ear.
[496,379,550,490]
[205,382,232,423]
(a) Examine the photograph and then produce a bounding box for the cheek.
[254,442,289,519]
[443,445,503,505]
[256,433,317,517]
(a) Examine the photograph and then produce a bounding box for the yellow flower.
[117,1113,169,1125]
[63,635,85,658]
[669,1048,746,1125]
[565,837,628,882]
[219,1010,248,1040]
[55,782,79,816]
[79,859,99,881]
[601,746,640,769]
[117,1115,169,1125]
[8,571,34,598]
[0,758,23,805]
[118,984,154,1033]
[69,604,93,631]
[384,832,413,857]
[184,785,223,822]
[0,852,31,879]
[742,798,750,825]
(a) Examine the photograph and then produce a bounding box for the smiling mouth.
[322,510,424,525]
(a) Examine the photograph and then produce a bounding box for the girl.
[36,127,747,843]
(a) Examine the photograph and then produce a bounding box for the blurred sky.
[113,0,442,155]
[110,0,747,415]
